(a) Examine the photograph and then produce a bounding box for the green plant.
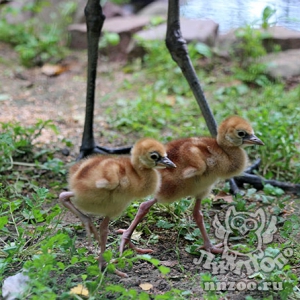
[99,32,121,49]
[105,84,208,141]
[0,120,59,172]
[0,1,76,66]
[261,6,277,29]
[132,39,192,96]
[231,6,278,86]
[248,109,300,181]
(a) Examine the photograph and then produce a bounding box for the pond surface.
[181,0,300,33]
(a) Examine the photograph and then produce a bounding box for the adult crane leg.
[165,0,300,195]
[78,0,131,160]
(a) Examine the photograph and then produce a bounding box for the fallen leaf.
[132,231,142,242]
[70,284,89,297]
[139,283,153,291]
[157,96,176,106]
[41,64,68,77]
[248,271,265,280]
[166,95,176,106]
[213,191,234,203]
[160,260,178,267]
[35,249,52,254]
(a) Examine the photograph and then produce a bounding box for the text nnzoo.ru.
[203,281,283,291]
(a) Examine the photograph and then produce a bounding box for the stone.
[217,26,300,57]
[69,15,152,50]
[2,273,29,300]
[72,0,88,24]
[69,15,155,61]
[263,26,300,51]
[74,1,132,24]
[216,29,237,57]
[262,49,300,79]
[68,24,88,50]
[103,15,152,33]
[127,18,218,60]
[135,18,219,46]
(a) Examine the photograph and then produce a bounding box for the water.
[181,0,300,33]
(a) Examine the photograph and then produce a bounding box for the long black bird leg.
[228,159,262,194]
[78,0,131,160]
[165,0,300,195]
[165,0,217,137]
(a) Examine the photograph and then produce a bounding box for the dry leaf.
[166,95,176,106]
[160,260,178,267]
[213,191,234,203]
[35,249,52,254]
[132,231,142,242]
[157,96,176,106]
[70,284,89,297]
[139,283,153,291]
[41,64,68,77]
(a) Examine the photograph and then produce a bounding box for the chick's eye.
[237,131,246,137]
[150,152,160,160]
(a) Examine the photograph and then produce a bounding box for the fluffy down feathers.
[156,116,264,203]
[68,138,175,218]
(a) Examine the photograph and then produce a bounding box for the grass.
[1,17,300,300]
[0,1,76,66]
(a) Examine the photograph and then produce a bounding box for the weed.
[0,1,76,66]
[105,84,207,140]
[0,120,59,172]
[231,6,278,86]
[99,32,120,49]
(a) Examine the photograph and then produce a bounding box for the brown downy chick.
[59,138,175,277]
[119,116,264,254]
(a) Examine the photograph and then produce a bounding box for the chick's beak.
[156,156,176,169]
[243,134,264,146]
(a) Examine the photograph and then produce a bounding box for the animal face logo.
[230,214,259,236]
[213,206,277,259]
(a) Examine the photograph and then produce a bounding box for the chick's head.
[131,138,176,169]
[217,116,264,148]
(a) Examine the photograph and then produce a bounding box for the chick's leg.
[193,198,223,254]
[59,191,100,244]
[118,198,158,255]
[98,217,128,278]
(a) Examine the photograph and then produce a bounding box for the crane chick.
[119,116,264,255]
[59,138,176,277]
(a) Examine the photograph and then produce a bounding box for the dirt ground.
[1,41,299,299]
[0,42,135,156]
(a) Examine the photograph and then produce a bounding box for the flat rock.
[217,26,300,57]
[262,49,300,79]
[215,29,237,57]
[103,15,153,33]
[68,15,153,50]
[135,18,219,46]
[263,26,300,51]
[73,1,132,24]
